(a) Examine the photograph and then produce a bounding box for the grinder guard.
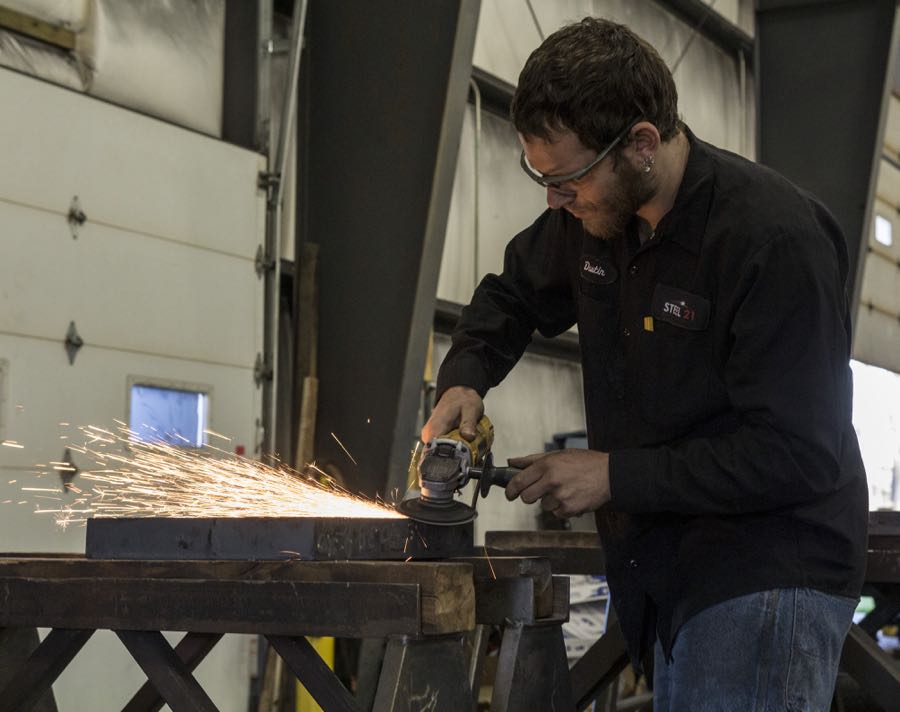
[397,417,520,526]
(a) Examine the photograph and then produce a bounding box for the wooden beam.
[0,628,93,712]
[0,577,424,637]
[123,632,223,712]
[267,636,361,712]
[116,631,218,712]
[0,559,475,635]
[0,6,76,51]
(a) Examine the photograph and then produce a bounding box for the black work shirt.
[436,129,869,666]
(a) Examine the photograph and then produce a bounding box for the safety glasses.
[519,117,642,188]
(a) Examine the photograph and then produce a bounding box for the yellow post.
[295,637,336,712]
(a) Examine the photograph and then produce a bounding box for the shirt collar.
[654,126,715,255]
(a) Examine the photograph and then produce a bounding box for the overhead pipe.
[260,0,309,460]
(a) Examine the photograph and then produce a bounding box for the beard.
[577,159,656,240]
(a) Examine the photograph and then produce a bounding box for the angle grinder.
[396,415,521,526]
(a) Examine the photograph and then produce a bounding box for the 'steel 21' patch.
[580,255,618,285]
[651,284,710,330]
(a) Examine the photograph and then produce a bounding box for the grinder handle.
[478,463,522,499]
[490,467,520,488]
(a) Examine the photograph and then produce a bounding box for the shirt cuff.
[435,354,493,402]
[609,447,665,513]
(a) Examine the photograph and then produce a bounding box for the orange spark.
[16,423,403,528]
[484,545,496,580]
[204,429,231,441]
[330,432,358,465]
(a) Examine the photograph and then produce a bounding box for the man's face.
[520,129,654,240]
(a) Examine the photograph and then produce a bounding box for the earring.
[643,155,655,173]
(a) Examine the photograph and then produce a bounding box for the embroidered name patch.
[651,284,710,330]
[580,255,618,285]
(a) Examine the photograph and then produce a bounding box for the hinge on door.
[64,321,83,365]
[58,447,79,492]
[257,171,280,205]
[254,353,273,387]
[255,245,275,277]
[67,196,87,239]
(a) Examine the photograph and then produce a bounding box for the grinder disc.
[396,497,477,526]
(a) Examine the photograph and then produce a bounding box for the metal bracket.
[254,353,272,387]
[58,447,79,492]
[257,171,280,204]
[255,245,275,277]
[67,196,86,239]
[263,38,291,55]
[64,321,83,365]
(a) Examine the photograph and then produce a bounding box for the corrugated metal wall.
[855,93,900,374]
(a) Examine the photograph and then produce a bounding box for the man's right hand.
[421,386,484,443]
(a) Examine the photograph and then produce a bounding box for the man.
[422,17,868,711]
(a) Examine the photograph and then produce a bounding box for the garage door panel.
[0,334,259,550]
[0,202,261,366]
[0,67,265,258]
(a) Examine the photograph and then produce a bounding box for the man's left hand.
[505,449,611,518]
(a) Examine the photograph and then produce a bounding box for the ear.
[627,121,661,162]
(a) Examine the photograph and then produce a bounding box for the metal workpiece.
[85,516,473,561]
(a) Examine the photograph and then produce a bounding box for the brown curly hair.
[511,18,681,152]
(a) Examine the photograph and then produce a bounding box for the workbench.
[0,554,572,712]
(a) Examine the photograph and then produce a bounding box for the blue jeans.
[653,588,857,711]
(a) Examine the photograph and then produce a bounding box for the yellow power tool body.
[397,416,521,525]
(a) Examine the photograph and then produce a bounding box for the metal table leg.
[569,611,630,712]
[0,628,93,712]
[373,633,472,712]
[116,630,219,712]
[123,632,223,712]
[490,576,574,712]
[839,623,900,712]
